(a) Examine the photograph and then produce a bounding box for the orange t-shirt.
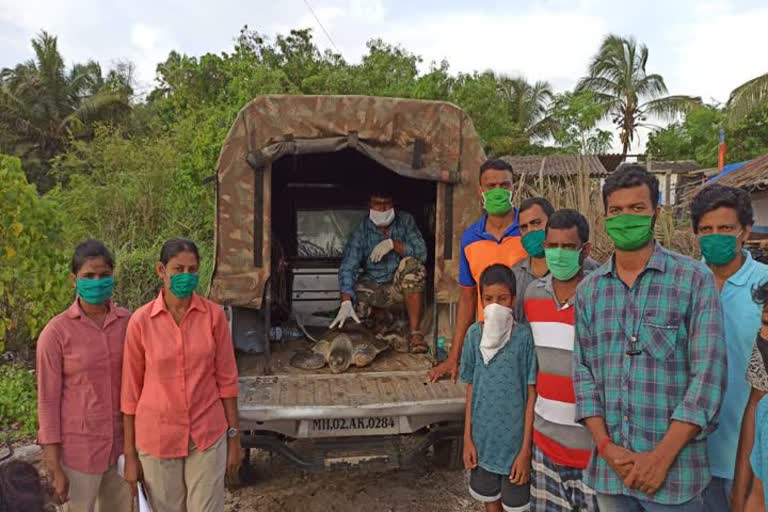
[459,213,527,320]
[121,292,239,458]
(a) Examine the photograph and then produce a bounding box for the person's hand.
[616,449,673,495]
[226,436,242,482]
[123,452,143,498]
[50,465,69,504]
[602,443,635,480]
[509,448,531,485]
[429,357,459,383]
[463,437,478,469]
[330,300,360,329]
[369,239,394,263]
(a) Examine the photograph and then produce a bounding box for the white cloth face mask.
[480,302,515,365]
[370,208,395,227]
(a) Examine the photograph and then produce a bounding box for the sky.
[2,0,767,151]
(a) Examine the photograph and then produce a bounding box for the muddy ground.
[226,455,476,512]
[7,441,476,512]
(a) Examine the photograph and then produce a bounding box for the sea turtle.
[290,326,390,373]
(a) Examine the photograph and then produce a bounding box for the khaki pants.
[61,464,132,512]
[138,434,227,512]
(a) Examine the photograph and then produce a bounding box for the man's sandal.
[409,331,429,354]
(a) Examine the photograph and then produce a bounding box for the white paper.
[117,454,153,512]
[137,482,152,512]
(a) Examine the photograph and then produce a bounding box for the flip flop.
[409,331,429,354]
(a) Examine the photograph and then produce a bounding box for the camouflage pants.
[354,257,426,320]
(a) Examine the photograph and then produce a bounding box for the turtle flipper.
[290,350,327,370]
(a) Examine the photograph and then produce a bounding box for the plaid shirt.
[338,211,427,299]
[573,242,726,504]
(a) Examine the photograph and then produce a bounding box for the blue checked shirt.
[573,243,726,504]
[338,211,427,300]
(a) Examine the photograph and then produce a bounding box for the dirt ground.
[225,455,476,512]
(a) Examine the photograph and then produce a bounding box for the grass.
[0,363,37,440]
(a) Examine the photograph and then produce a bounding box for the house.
[641,160,702,207]
[715,152,768,237]
[500,155,608,180]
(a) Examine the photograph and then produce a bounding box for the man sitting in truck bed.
[330,191,429,353]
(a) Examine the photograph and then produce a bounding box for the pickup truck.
[208,95,486,475]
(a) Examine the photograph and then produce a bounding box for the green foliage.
[727,72,768,125]
[0,364,37,436]
[0,31,132,191]
[577,34,700,155]
[647,104,768,167]
[0,155,69,353]
[550,91,613,154]
[50,124,215,311]
[0,364,37,437]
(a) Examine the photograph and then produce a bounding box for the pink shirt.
[121,292,239,459]
[36,300,130,474]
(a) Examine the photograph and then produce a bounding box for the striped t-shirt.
[524,275,592,469]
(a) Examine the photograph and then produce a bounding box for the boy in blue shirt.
[461,264,536,512]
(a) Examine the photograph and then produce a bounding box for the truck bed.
[237,340,466,428]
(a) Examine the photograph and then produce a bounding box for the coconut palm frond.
[726,72,768,126]
[642,95,701,121]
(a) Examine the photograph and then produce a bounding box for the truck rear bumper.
[240,423,463,472]
[238,370,466,436]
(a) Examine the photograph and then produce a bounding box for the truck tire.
[433,436,463,470]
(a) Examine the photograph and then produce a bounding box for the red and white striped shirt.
[524,276,592,469]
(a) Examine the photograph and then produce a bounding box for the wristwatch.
[227,427,239,439]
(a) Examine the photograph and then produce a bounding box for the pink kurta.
[36,300,130,474]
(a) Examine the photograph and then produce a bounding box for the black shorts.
[469,466,530,511]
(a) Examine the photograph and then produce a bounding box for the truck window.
[296,209,366,259]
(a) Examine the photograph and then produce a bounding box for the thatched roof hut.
[501,155,608,178]
[716,153,768,190]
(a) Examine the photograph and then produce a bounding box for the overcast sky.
[2,0,767,150]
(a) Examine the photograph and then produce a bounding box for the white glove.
[330,300,361,329]
[369,239,394,263]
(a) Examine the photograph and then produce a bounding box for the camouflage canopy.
[209,95,486,308]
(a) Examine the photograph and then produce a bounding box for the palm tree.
[726,73,768,125]
[497,76,556,141]
[0,31,131,188]
[577,35,701,157]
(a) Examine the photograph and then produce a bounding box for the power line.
[302,0,339,52]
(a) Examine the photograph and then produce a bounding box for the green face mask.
[605,214,654,251]
[482,188,513,216]
[169,272,199,298]
[700,233,740,266]
[521,229,546,258]
[76,276,114,305]
[545,248,583,281]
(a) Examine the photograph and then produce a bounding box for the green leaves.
[550,91,613,155]
[0,155,69,352]
[577,34,699,155]
[0,364,38,438]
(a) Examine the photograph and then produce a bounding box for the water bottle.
[436,336,448,361]
[270,326,304,341]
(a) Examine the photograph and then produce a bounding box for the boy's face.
[481,283,514,309]
[762,303,768,326]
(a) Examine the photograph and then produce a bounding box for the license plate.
[307,416,399,437]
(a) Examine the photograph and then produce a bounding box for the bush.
[52,126,217,312]
[0,364,37,438]
[0,155,70,353]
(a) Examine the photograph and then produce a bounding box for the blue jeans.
[702,477,732,512]
[597,493,704,512]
